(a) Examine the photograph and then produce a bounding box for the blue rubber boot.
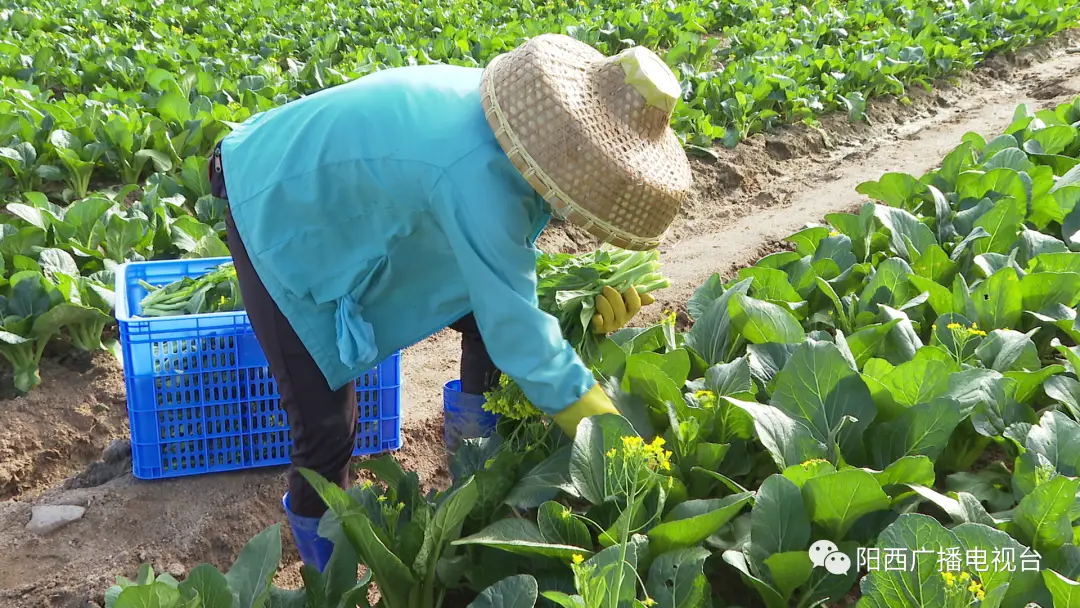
[282,493,334,573]
[443,380,500,455]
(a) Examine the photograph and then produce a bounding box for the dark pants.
[211,146,500,517]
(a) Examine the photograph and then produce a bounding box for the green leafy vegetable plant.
[484,247,670,421]
[102,524,351,608]
[299,454,487,608]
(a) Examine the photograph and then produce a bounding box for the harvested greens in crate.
[137,262,242,317]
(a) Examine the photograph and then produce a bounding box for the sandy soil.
[2,30,1080,608]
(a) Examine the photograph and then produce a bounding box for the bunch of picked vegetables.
[137,263,243,317]
[485,246,669,420]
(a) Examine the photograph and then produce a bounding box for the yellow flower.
[828,229,840,237]
[659,454,673,471]
[560,507,572,520]
[612,435,673,474]
[942,571,957,586]
[647,438,674,473]
[483,374,545,420]
[944,320,987,338]
[643,598,657,607]
[694,390,718,409]
[967,577,986,601]
[959,572,971,582]
[377,495,387,503]
[572,554,584,565]
[931,324,937,331]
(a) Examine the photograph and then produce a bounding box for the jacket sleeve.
[431,151,595,416]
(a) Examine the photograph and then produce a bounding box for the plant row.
[0,157,228,391]
[3,0,1080,204]
[101,93,1080,607]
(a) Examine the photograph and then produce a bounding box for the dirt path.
[2,31,1080,608]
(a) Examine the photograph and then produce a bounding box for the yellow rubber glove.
[591,286,655,334]
[551,384,619,438]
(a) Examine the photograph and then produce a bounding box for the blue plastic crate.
[115,256,402,480]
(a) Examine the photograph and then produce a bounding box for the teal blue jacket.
[219,64,595,415]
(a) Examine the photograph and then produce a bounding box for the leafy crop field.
[4,0,1080,607]
[96,89,1080,608]
[1,0,1077,395]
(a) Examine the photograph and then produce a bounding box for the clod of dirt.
[764,138,795,160]
[674,307,692,331]
[61,458,131,491]
[751,191,777,208]
[712,162,745,189]
[1031,80,1075,99]
[51,347,97,374]
[60,435,133,492]
[102,439,131,464]
[26,505,85,535]
[165,563,185,578]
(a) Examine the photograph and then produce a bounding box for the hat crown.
[616,46,681,114]
[592,47,680,141]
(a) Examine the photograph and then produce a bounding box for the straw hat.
[480,34,693,251]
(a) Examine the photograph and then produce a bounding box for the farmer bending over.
[208,34,692,572]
